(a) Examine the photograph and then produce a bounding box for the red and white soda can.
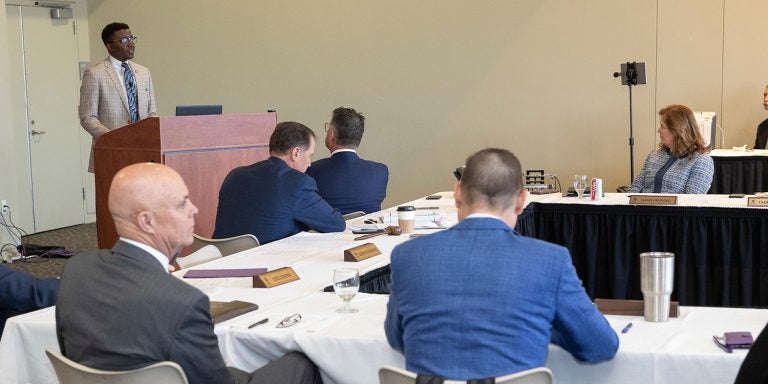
[591,178,603,200]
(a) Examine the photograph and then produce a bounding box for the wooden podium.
[93,113,276,249]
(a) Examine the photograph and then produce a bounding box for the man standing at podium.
[79,22,157,172]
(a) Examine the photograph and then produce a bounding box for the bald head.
[109,163,198,258]
[456,148,525,223]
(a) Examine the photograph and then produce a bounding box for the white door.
[5,4,85,232]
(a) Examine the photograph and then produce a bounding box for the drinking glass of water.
[333,268,360,314]
[573,175,588,199]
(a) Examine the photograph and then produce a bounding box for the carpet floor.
[4,223,97,279]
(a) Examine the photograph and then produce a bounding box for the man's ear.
[136,211,155,233]
[514,190,529,216]
[291,146,301,160]
[454,183,462,210]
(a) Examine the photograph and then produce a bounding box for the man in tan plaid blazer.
[79,22,157,172]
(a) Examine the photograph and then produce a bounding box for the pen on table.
[248,318,269,329]
[621,322,633,334]
[415,206,440,210]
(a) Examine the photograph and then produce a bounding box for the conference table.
[1,192,766,384]
[517,192,768,307]
[710,148,768,194]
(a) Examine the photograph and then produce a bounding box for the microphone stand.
[627,82,635,183]
[614,64,639,184]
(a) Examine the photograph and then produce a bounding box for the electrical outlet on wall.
[0,199,14,261]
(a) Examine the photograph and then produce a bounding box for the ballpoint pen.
[713,335,733,353]
[621,322,633,334]
[248,318,269,329]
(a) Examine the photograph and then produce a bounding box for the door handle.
[31,130,47,135]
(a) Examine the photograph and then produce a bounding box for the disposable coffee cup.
[640,252,674,322]
[397,206,416,233]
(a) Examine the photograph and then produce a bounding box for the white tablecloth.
[2,293,765,384]
[526,191,768,209]
[710,148,768,157]
[1,192,764,384]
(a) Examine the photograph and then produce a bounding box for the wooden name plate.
[748,197,768,207]
[594,298,679,318]
[252,267,299,288]
[344,243,382,262]
[629,195,678,205]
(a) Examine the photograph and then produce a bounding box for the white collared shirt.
[119,237,169,273]
[330,148,357,156]
[108,55,130,99]
[465,213,504,221]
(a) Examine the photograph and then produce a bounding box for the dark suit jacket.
[735,323,768,383]
[213,156,346,244]
[306,151,388,214]
[0,265,58,334]
[755,118,768,149]
[385,217,618,380]
[55,241,241,384]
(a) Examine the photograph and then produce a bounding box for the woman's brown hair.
[658,104,708,157]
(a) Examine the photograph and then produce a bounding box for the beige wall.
[4,1,766,220]
[0,4,21,222]
[85,0,662,204]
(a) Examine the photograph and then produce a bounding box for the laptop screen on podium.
[175,105,223,116]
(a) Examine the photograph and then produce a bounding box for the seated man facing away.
[213,122,345,244]
[0,265,58,335]
[384,148,619,381]
[306,107,388,214]
[56,163,321,384]
[735,322,768,383]
[755,83,768,149]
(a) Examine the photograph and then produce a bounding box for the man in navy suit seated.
[213,122,346,244]
[0,265,58,335]
[385,148,618,381]
[306,107,388,214]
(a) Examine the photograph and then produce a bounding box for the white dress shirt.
[119,237,170,273]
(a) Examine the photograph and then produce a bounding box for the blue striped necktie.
[121,62,140,123]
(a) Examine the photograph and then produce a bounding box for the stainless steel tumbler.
[640,252,675,322]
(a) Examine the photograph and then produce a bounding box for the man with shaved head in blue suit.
[385,148,618,381]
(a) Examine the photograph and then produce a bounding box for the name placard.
[629,195,678,205]
[344,243,381,262]
[252,267,299,288]
[748,197,768,207]
[594,298,679,318]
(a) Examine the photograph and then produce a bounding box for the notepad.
[209,300,259,324]
[184,268,267,278]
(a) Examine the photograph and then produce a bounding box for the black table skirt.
[517,202,768,307]
[324,265,391,294]
[711,155,768,194]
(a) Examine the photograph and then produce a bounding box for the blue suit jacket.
[213,156,346,244]
[384,217,618,380]
[0,265,58,334]
[305,151,388,214]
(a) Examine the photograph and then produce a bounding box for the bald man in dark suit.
[56,163,320,384]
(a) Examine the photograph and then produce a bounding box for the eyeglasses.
[324,123,332,132]
[276,313,302,328]
[112,36,138,45]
